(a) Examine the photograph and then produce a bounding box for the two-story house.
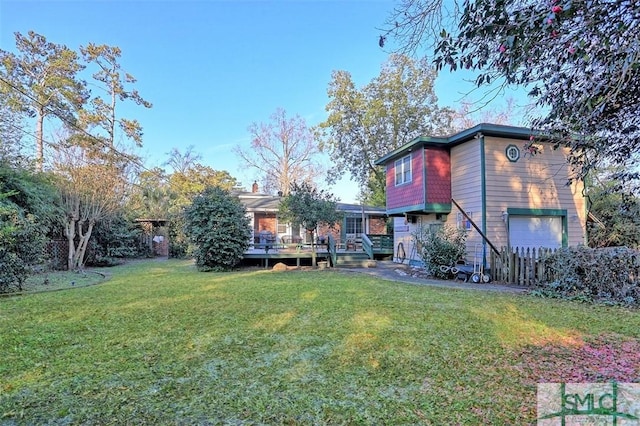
[374,123,587,268]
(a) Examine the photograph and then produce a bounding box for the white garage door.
[509,216,562,249]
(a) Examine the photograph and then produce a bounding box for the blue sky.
[1,0,525,203]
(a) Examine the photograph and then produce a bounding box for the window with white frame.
[395,155,412,185]
[345,217,363,235]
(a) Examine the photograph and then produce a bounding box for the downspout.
[479,133,488,267]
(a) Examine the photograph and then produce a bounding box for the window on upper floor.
[394,155,412,185]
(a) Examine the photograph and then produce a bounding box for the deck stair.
[333,252,372,268]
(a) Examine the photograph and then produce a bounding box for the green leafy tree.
[0,31,87,171]
[0,162,62,292]
[183,186,252,271]
[0,206,46,293]
[234,108,323,195]
[162,147,239,258]
[319,54,454,205]
[278,182,343,267]
[169,165,238,207]
[385,0,640,183]
[0,161,62,227]
[586,169,640,249]
[128,167,172,220]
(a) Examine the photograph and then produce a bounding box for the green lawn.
[1,259,639,424]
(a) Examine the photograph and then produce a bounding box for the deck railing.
[367,234,394,251]
[362,234,374,259]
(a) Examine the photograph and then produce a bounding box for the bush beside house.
[183,186,252,271]
[537,246,640,307]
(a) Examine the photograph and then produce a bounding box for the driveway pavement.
[338,260,529,294]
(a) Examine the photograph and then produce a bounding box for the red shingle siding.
[425,148,451,204]
[386,151,425,210]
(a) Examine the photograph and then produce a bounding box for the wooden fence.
[490,246,558,286]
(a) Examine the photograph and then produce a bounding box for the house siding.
[483,136,586,249]
[378,124,588,268]
[425,147,451,207]
[447,138,485,260]
[386,147,451,214]
[392,215,442,265]
[386,151,425,212]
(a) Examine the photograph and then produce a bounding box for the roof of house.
[374,123,538,165]
[235,191,386,215]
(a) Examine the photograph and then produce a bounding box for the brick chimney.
[252,181,259,193]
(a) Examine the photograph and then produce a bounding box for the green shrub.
[183,186,252,271]
[0,207,47,292]
[413,225,467,279]
[0,163,62,288]
[168,212,189,258]
[85,214,147,266]
[538,246,640,306]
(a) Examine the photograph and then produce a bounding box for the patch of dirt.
[3,269,109,297]
[511,333,640,383]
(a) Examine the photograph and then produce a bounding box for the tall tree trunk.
[36,106,45,172]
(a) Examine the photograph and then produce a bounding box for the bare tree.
[234,108,323,195]
[380,0,462,55]
[451,97,519,131]
[53,141,130,270]
[164,145,202,174]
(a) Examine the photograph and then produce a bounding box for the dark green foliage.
[586,178,640,249]
[426,0,640,182]
[0,162,62,228]
[168,212,189,259]
[183,186,251,271]
[414,225,467,279]
[278,182,342,234]
[537,247,640,306]
[0,163,60,292]
[0,206,46,292]
[278,182,342,266]
[85,214,147,266]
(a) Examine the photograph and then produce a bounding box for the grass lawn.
[1,259,639,424]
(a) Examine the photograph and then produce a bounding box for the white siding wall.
[392,215,442,265]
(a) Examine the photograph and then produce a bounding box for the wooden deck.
[242,245,392,268]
